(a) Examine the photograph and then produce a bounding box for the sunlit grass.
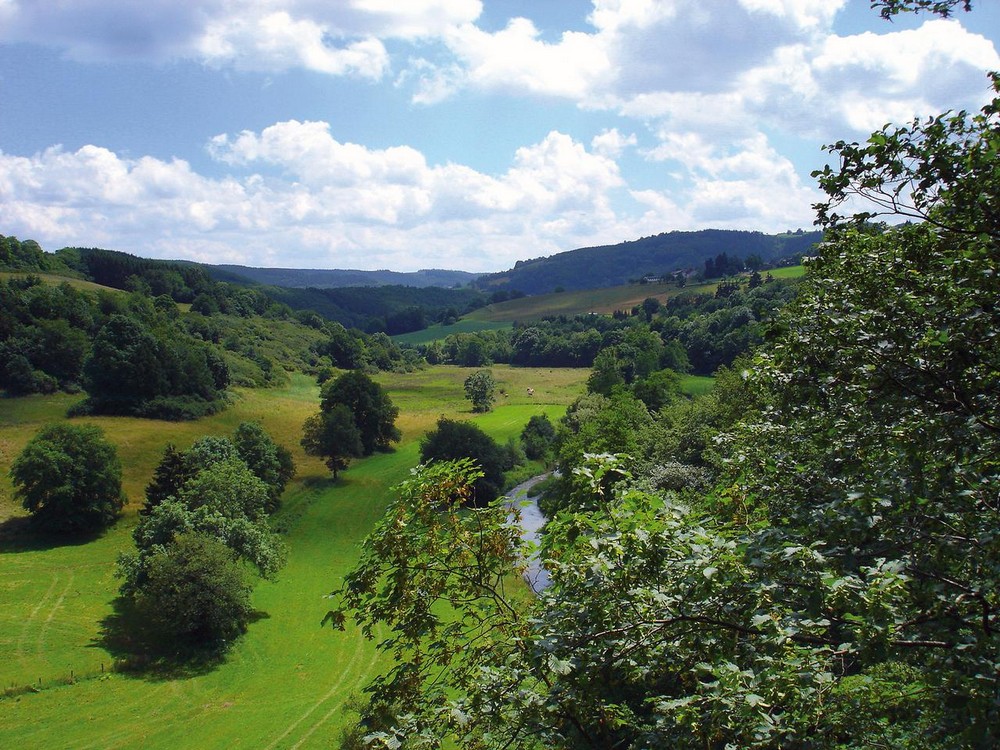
[0,365,588,749]
[679,374,716,397]
[391,319,512,346]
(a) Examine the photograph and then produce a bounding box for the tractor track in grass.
[263,631,368,750]
[37,571,74,654]
[288,644,381,750]
[16,572,60,660]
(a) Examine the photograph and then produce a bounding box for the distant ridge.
[474,229,822,295]
[206,265,478,289]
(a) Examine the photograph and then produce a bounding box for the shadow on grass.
[0,515,107,553]
[93,596,270,682]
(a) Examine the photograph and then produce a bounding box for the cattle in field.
[526,388,534,397]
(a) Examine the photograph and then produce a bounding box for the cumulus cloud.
[0,124,632,271]
[592,128,637,157]
[439,18,612,99]
[0,0,480,73]
[633,132,820,231]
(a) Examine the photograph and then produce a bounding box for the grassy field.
[0,365,587,749]
[679,374,716,397]
[391,319,513,346]
[0,271,118,294]
[457,267,806,326]
[463,280,712,323]
[767,264,805,279]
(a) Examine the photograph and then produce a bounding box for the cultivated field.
[0,366,588,749]
[391,318,513,347]
[463,266,806,326]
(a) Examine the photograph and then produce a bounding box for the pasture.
[391,319,512,346]
[464,266,806,326]
[0,366,588,749]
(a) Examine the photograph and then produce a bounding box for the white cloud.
[735,18,1000,140]
[591,128,637,157]
[0,125,631,271]
[438,18,612,99]
[633,132,820,231]
[198,12,389,78]
[0,0,479,73]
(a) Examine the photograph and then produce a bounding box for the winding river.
[505,473,552,593]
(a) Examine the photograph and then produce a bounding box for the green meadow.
[462,267,806,327]
[0,366,588,749]
[391,319,513,346]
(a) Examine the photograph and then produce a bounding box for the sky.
[1,1,998,273]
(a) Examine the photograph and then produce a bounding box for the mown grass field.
[391,319,513,346]
[0,271,118,294]
[464,280,714,323]
[767,264,805,279]
[0,366,588,749]
[463,266,807,326]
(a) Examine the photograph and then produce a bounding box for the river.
[504,473,552,593]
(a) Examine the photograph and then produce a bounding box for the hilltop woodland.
[0,241,434,416]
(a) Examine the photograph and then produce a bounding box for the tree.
[233,421,296,510]
[133,532,254,646]
[631,368,681,412]
[83,314,165,408]
[120,458,285,599]
[641,296,661,321]
[301,405,364,478]
[463,368,497,412]
[320,371,400,455]
[520,414,556,461]
[586,349,625,395]
[10,423,126,533]
[325,460,531,743]
[177,458,270,521]
[142,443,192,516]
[420,417,518,505]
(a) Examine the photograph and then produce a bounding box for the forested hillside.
[206,264,476,289]
[0,240,427,416]
[474,228,821,295]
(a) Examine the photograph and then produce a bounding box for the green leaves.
[10,422,126,533]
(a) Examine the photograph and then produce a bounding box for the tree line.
[420,277,797,376]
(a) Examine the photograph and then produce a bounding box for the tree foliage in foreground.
[329,41,1000,750]
[10,423,126,534]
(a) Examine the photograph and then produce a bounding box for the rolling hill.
[205,264,477,289]
[473,228,821,295]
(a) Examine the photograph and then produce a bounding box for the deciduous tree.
[463,368,497,412]
[320,370,400,455]
[10,423,126,533]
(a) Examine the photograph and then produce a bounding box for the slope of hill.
[474,229,821,295]
[206,264,477,289]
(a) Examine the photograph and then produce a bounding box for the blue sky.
[1,1,998,272]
